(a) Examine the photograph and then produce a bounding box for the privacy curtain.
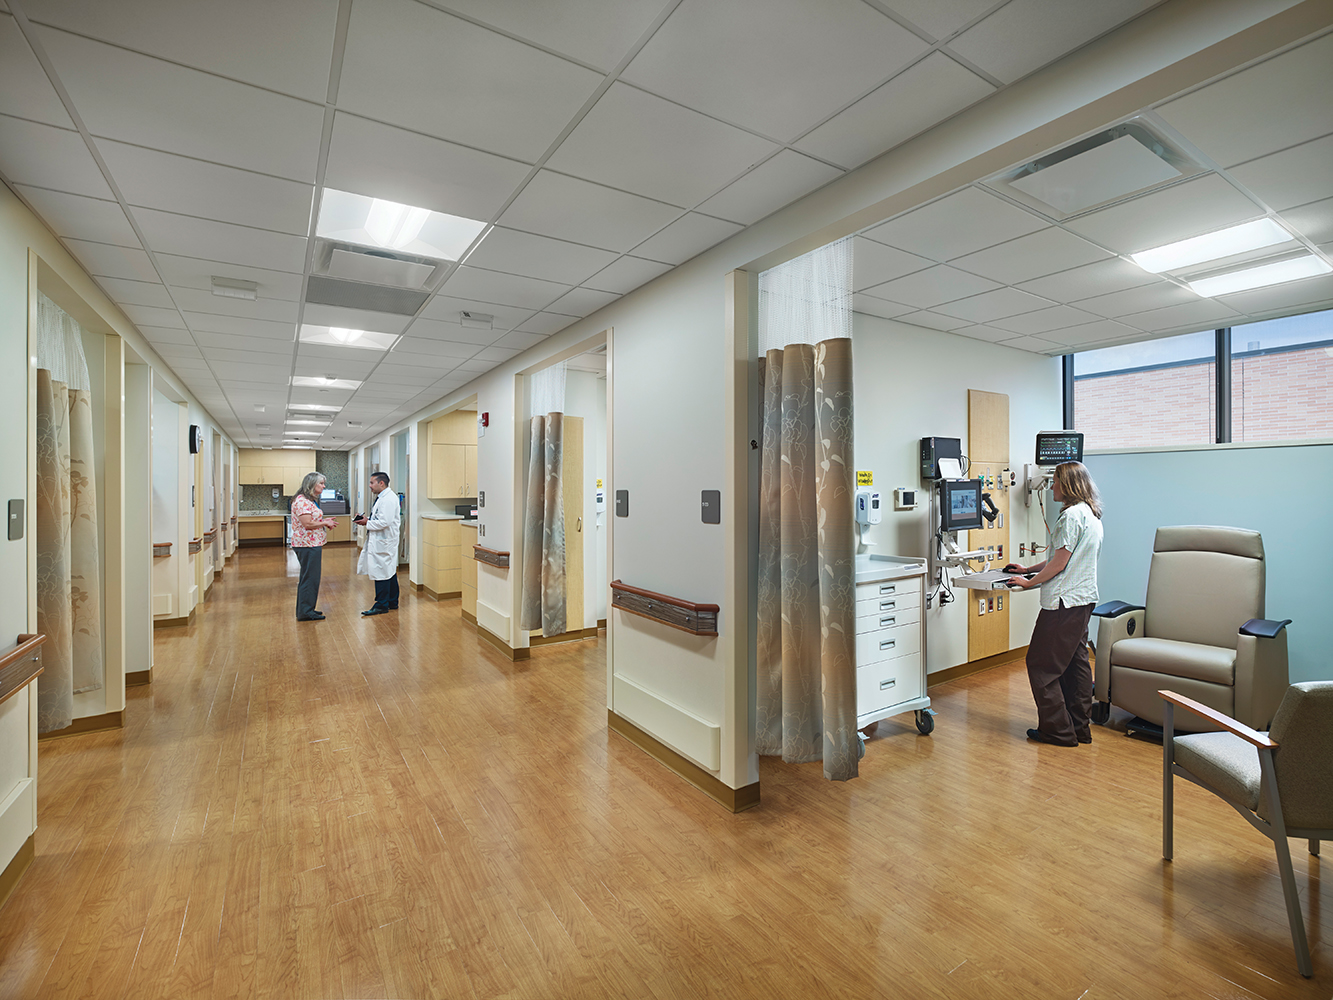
[520,364,567,638]
[755,240,858,781]
[35,292,104,733]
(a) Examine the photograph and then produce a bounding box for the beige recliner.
[1091,526,1290,731]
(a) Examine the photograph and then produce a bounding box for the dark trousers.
[293,546,323,619]
[373,573,399,610]
[1026,602,1094,744]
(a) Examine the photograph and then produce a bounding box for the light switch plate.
[8,499,23,540]
[615,490,629,517]
[701,490,720,524]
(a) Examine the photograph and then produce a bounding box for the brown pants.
[1026,602,1094,744]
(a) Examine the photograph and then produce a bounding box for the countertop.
[238,510,289,518]
[855,553,927,584]
[420,512,469,521]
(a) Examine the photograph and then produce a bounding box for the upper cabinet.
[426,411,477,499]
[238,448,316,495]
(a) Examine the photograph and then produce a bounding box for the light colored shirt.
[1041,501,1102,611]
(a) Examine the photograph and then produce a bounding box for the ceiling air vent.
[986,119,1202,219]
[306,274,429,316]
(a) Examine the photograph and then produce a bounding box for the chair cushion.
[1112,637,1235,684]
[1267,681,1333,830]
[1174,732,1260,811]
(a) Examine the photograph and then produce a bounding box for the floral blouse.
[289,495,326,548]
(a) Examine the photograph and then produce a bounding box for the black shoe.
[297,615,325,622]
[1075,731,1092,744]
[361,607,388,617]
[1027,728,1078,747]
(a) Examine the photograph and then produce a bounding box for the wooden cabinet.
[325,518,351,543]
[237,516,286,547]
[426,411,477,499]
[460,523,478,620]
[419,517,462,597]
[237,449,315,494]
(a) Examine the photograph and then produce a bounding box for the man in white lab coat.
[355,471,401,616]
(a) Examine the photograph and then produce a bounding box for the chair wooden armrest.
[1158,689,1276,748]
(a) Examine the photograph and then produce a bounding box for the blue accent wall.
[1086,442,1333,682]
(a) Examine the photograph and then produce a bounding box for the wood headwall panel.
[968,390,1010,662]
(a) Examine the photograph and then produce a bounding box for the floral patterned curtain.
[755,241,858,781]
[520,365,567,638]
[34,293,104,733]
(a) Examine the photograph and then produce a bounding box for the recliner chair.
[1091,526,1290,731]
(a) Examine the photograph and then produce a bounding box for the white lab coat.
[357,488,401,581]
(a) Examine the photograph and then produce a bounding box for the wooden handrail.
[473,544,510,569]
[0,633,46,707]
[153,542,172,556]
[1160,689,1276,748]
[610,580,719,636]
[610,580,719,614]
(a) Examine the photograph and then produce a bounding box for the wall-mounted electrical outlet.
[978,599,986,616]
[1020,543,1026,557]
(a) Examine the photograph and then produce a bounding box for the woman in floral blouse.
[291,472,338,621]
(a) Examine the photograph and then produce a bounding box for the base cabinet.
[419,517,462,597]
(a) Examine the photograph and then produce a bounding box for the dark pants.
[1026,601,1094,744]
[293,545,323,619]
[373,573,399,611]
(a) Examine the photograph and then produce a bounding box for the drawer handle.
[879,678,896,690]
[880,600,895,611]
[879,616,896,627]
[880,584,896,595]
[879,639,895,650]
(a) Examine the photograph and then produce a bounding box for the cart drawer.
[855,576,922,601]
[855,593,920,618]
[854,621,920,663]
[858,653,924,716]
[855,604,921,633]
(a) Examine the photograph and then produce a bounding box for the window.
[1231,310,1333,442]
[1073,331,1215,449]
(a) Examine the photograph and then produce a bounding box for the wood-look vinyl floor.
[0,544,1327,999]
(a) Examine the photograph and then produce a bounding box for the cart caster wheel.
[1091,701,1111,726]
[859,722,879,738]
[915,710,935,735]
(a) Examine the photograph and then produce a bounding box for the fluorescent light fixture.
[286,419,330,427]
[297,325,398,351]
[211,275,258,300]
[1131,218,1294,273]
[317,188,487,261]
[287,403,341,412]
[1188,255,1332,297]
[291,375,362,390]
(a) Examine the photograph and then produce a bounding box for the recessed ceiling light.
[286,419,330,427]
[1131,218,1294,273]
[1188,254,1332,297]
[297,325,398,351]
[291,375,362,390]
[287,403,341,412]
[253,404,266,412]
[316,188,487,261]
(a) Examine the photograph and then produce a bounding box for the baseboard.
[414,582,423,592]
[597,619,607,629]
[608,710,759,813]
[125,669,151,687]
[0,834,34,911]
[153,608,196,629]
[928,645,1028,687]
[461,609,476,625]
[423,587,462,601]
[529,626,600,646]
[477,625,530,661]
[38,710,124,741]
[213,568,222,581]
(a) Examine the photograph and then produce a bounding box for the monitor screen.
[320,488,337,500]
[940,479,983,532]
[1035,431,1084,467]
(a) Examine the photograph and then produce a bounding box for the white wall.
[851,314,1063,672]
[564,370,607,629]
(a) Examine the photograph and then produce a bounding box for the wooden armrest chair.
[1161,683,1333,977]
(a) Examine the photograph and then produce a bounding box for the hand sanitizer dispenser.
[855,489,881,525]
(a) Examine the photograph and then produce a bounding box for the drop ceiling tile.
[339,0,599,164]
[1279,197,1333,247]
[155,253,305,302]
[171,289,300,324]
[851,293,915,320]
[293,355,380,381]
[863,187,1048,262]
[94,277,175,310]
[796,53,994,169]
[1229,134,1333,214]
[514,314,576,337]
[134,208,307,273]
[23,0,338,102]
[495,329,553,350]
[462,227,617,287]
[953,324,1023,343]
[201,346,294,367]
[0,14,71,126]
[884,0,998,40]
[951,227,1111,284]
[430,0,661,71]
[696,150,843,225]
[988,304,1104,335]
[324,113,530,225]
[498,170,681,253]
[853,237,934,290]
[546,287,619,317]
[949,0,1158,84]
[1063,174,1262,254]
[440,265,569,311]
[408,316,509,347]
[623,0,928,141]
[302,303,411,336]
[185,313,296,339]
[35,26,324,181]
[98,140,315,236]
[390,337,483,361]
[372,364,447,385]
[548,82,777,208]
[1213,272,1333,316]
[191,332,295,356]
[585,256,673,295]
[932,287,1055,322]
[16,186,138,247]
[452,358,501,375]
[213,362,295,385]
[1039,319,1141,346]
[1155,33,1333,168]
[138,325,196,345]
[1120,299,1242,333]
[1016,255,1158,302]
[122,303,185,329]
[153,342,203,360]
[1075,281,1197,318]
[473,346,523,364]
[994,334,1064,353]
[0,115,110,197]
[870,265,1001,309]
[631,213,743,265]
[897,310,973,332]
